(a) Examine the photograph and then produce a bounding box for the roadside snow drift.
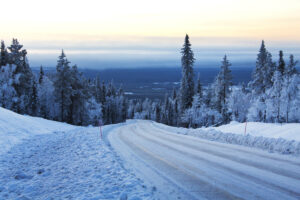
[154,121,300,155]
[0,107,153,199]
[0,107,75,155]
[210,121,300,141]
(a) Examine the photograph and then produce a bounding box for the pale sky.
[1,0,300,68]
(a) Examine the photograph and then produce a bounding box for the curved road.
[108,120,300,200]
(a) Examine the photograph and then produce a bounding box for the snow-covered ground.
[0,108,153,199]
[153,121,300,155]
[1,107,300,199]
[109,120,300,200]
[209,121,300,141]
[0,107,75,155]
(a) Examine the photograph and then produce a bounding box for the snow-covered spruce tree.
[69,65,89,125]
[182,74,223,128]
[30,80,38,116]
[0,64,18,109]
[180,34,195,112]
[228,84,250,122]
[119,87,128,122]
[281,55,299,122]
[248,41,275,122]
[100,80,127,125]
[282,74,300,122]
[103,81,114,124]
[250,41,275,94]
[182,95,222,128]
[154,102,161,122]
[160,94,170,124]
[170,88,180,126]
[203,85,213,108]
[286,54,298,77]
[39,65,44,84]
[212,55,232,123]
[196,73,203,101]
[8,39,34,114]
[83,77,104,126]
[127,99,135,119]
[94,76,102,103]
[278,50,285,76]
[191,73,203,112]
[266,69,283,122]
[37,68,56,119]
[265,51,287,122]
[53,50,73,122]
[0,41,9,67]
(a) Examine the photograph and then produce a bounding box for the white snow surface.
[0,107,75,155]
[154,121,300,155]
[0,107,153,199]
[210,121,300,141]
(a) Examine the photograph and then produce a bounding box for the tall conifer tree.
[180,34,195,111]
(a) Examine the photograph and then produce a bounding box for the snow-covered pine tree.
[191,73,203,111]
[9,39,34,114]
[281,55,299,122]
[69,65,88,125]
[39,66,44,84]
[53,50,73,122]
[278,50,285,76]
[196,73,203,100]
[250,41,275,94]
[266,69,283,122]
[213,55,232,123]
[115,86,128,122]
[94,75,102,103]
[286,54,298,77]
[0,41,8,67]
[37,72,56,119]
[228,85,250,122]
[8,39,26,66]
[266,52,276,87]
[180,34,195,111]
[171,88,179,126]
[0,64,18,110]
[154,102,161,122]
[30,80,38,116]
[248,41,275,122]
[83,77,103,126]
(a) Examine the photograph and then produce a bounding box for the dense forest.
[0,36,299,127]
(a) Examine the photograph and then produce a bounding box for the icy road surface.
[108,120,300,200]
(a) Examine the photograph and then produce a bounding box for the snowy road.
[108,120,300,200]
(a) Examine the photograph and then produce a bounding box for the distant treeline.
[0,39,127,125]
[130,35,300,127]
[0,37,299,127]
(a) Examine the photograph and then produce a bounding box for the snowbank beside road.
[210,121,300,141]
[0,108,153,199]
[0,107,75,155]
[151,121,300,155]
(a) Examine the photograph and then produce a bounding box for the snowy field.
[0,108,153,200]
